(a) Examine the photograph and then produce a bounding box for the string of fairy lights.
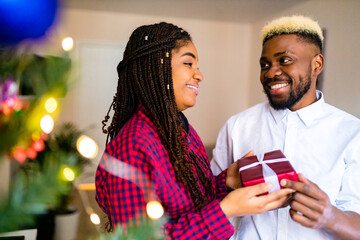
[1,35,165,233]
[0,2,165,236]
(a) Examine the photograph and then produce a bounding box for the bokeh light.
[45,97,57,113]
[90,213,100,225]
[62,37,74,51]
[32,139,45,152]
[13,98,22,111]
[146,201,164,220]
[76,135,98,159]
[13,147,27,163]
[63,167,75,181]
[2,102,11,115]
[40,114,54,134]
[26,148,37,160]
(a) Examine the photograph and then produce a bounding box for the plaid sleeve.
[164,199,234,239]
[96,135,154,228]
[96,111,235,238]
[215,169,229,200]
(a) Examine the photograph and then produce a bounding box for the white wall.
[248,0,360,118]
[53,9,252,178]
[14,1,360,183]
[54,1,360,179]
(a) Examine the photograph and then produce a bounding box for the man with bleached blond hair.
[211,15,360,239]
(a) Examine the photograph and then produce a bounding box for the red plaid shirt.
[96,106,234,239]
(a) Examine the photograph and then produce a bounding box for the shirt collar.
[178,111,189,133]
[270,90,325,126]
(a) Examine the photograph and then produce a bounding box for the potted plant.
[35,122,92,240]
[0,44,76,239]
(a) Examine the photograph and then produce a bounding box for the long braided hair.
[102,22,214,211]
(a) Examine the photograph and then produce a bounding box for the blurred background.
[56,0,360,168]
[1,0,359,239]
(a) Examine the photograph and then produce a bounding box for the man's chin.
[268,97,291,110]
[270,104,289,110]
[264,90,291,110]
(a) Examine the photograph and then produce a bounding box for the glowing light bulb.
[146,201,164,220]
[45,97,57,113]
[63,167,75,181]
[62,37,74,51]
[76,135,98,159]
[90,213,100,225]
[40,114,54,134]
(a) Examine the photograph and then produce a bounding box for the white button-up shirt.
[211,91,360,240]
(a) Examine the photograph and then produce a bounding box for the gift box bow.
[238,150,298,193]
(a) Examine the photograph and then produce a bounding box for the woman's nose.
[194,68,203,82]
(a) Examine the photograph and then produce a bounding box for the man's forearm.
[323,209,360,240]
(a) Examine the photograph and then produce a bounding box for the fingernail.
[280,179,287,186]
[267,182,273,189]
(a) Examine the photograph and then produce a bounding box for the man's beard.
[263,67,312,110]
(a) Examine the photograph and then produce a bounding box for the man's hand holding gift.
[221,150,296,218]
[280,174,337,229]
[281,173,360,239]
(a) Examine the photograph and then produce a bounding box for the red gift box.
[238,150,298,193]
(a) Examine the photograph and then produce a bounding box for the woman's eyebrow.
[181,52,196,59]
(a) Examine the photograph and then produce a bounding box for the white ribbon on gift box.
[239,154,288,193]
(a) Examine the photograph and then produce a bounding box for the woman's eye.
[184,62,193,67]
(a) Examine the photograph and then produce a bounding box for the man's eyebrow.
[181,52,196,59]
[260,51,294,60]
[260,56,267,61]
[274,51,293,57]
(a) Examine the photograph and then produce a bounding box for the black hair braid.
[102,22,213,212]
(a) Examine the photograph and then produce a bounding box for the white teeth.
[270,83,288,90]
[186,85,198,90]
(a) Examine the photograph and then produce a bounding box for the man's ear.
[313,54,324,75]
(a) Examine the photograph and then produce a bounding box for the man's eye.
[280,58,291,64]
[260,62,269,68]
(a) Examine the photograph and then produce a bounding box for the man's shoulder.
[324,103,360,124]
[321,103,360,135]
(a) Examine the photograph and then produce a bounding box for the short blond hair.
[262,15,323,51]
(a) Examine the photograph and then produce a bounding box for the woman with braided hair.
[95,22,294,239]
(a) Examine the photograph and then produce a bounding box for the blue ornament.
[0,0,58,45]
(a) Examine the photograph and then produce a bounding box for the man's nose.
[265,64,282,79]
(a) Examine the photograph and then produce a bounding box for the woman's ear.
[313,54,324,75]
